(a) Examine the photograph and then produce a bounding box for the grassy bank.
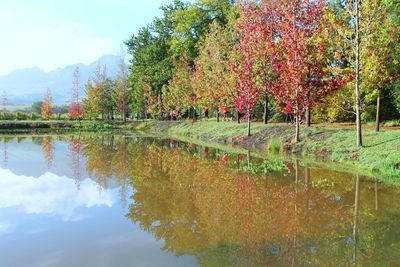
[0,120,122,134]
[132,120,400,183]
[0,119,399,183]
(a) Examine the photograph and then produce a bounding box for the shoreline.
[0,119,399,184]
[131,120,400,184]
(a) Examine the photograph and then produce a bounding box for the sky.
[0,0,175,75]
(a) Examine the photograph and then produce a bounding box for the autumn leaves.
[235,0,345,139]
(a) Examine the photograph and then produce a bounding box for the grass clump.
[383,119,400,127]
[267,138,283,153]
[239,159,287,174]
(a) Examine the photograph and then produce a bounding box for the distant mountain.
[0,54,120,105]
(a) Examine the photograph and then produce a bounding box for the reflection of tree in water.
[111,137,131,208]
[122,143,349,266]
[68,137,86,189]
[7,135,400,265]
[119,139,400,266]
[41,136,55,169]
[0,136,19,168]
[61,135,399,266]
[2,140,8,168]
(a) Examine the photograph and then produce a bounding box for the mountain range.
[0,54,120,105]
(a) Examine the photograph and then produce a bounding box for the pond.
[0,134,399,266]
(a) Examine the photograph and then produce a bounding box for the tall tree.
[327,0,396,145]
[233,56,260,137]
[125,1,182,118]
[270,0,336,142]
[170,0,234,64]
[41,88,53,120]
[192,21,236,121]
[84,63,110,120]
[114,51,129,123]
[163,55,195,118]
[235,2,271,136]
[238,1,278,125]
[362,0,400,132]
[84,79,100,120]
[69,67,85,121]
[354,0,362,145]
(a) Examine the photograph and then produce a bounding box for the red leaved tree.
[69,67,85,122]
[234,2,264,136]
[239,1,278,125]
[270,0,344,142]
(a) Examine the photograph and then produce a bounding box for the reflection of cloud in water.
[31,250,66,267]
[0,221,13,235]
[0,169,116,221]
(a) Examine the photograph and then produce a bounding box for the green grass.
[0,118,398,184]
[383,119,400,127]
[132,120,400,184]
[267,137,284,153]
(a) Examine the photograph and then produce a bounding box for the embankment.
[132,120,400,183]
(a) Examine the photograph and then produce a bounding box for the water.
[0,135,399,266]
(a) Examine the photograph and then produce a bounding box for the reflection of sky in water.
[5,140,88,178]
[0,140,197,267]
[0,169,115,221]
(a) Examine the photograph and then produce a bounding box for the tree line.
[121,0,399,146]
[2,0,398,147]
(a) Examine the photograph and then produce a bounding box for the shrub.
[268,138,283,153]
[16,112,29,120]
[0,112,16,120]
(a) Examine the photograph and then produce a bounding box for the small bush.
[383,119,400,127]
[16,112,29,120]
[82,122,114,130]
[0,112,16,120]
[268,138,283,153]
[30,113,40,120]
[382,153,400,177]
[239,159,287,174]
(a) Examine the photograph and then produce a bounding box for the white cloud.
[0,169,116,221]
[0,8,115,75]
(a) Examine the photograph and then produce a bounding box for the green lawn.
[135,120,400,183]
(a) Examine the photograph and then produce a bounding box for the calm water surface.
[0,135,399,267]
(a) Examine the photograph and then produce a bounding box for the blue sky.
[0,0,175,75]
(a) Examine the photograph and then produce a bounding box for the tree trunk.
[247,114,251,137]
[375,95,381,132]
[295,112,300,143]
[122,110,127,123]
[216,112,220,123]
[237,111,240,124]
[263,94,268,124]
[355,0,363,147]
[375,179,379,212]
[353,174,360,263]
[305,106,311,127]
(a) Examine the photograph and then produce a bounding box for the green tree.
[125,1,182,118]
[192,21,237,121]
[363,0,400,131]
[32,101,43,114]
[170,0,234,64]
[163,55,195,117]
[83,63,111,120]
[113,52,129,122]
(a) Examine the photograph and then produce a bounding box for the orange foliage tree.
[41,88,53,120]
